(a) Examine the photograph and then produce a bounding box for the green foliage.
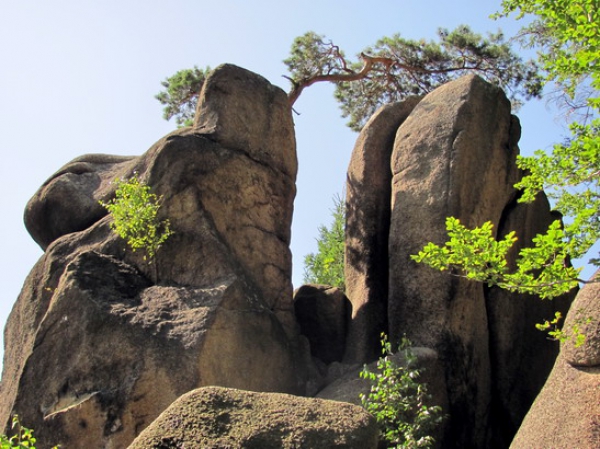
[498,0,600,271]
[414,1,600,312]
[360,334,443,449]
[412,217,581,299]
[285,26,542,130]
[0,415,58,449]
[155,66,211,127]
[159,26,542,132]
[496,0,599,105]
[100,174,173,262]
[534,311,590,346]
[303,194,345,290]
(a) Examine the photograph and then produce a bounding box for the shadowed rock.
[3,69,580,449]
[510,270,600,448]
[294,284,351,365]
[484,192,573,447]
[344,97,421,364]
[344,74,575,449]
[0,64,307,449]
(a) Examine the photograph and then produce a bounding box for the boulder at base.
[510,270,600,448]
[128,386,379,449]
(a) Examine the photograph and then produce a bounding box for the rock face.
[0,64,307,448]
[484,194,573,447]
[128,386,379,449]
[294,284,351,365]
[344,74,575,448]
[510,270,600,449]
[2,69,581,449]
[344,97,421,364]
[317,347,447,408]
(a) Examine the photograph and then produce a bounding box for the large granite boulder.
[128,386,379,449]
[387,75,575,448]
[344,97,421,364]
[510,270,600,448]
[344,74,575,448]
[388,75,575,448]
[0,64,307,449]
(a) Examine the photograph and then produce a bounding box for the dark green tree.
[155,66,211,127]
[285,26,542,130]
[156,26,541,131]
[303,194,345,290]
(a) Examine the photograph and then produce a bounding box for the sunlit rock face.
[129,386,379,449]
[510,270,600,449]
[2,67,581,449]
[0,64,308,449]
[343,74,575,449]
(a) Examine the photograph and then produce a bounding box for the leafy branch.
[412,217,583,299]
[360,334,444,449]
[100,174,173,281]
[0,415,58,449]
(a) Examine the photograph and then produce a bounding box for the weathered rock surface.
[294,284,351,365]
[388,75,574,449]
[3,69,582,449]
[1,64,307,449]
[485,194,574,447]
[24,154,136,250]
[345,74,575,448]
[317,347,447,412]
[317,347,448,448]
[128,386,379,449]
[344,97,421,364]
[510,271,600,449]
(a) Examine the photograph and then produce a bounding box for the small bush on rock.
[360,334,443,449]
[100,174,173,262]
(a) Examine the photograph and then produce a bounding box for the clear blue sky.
[0,0,581,363]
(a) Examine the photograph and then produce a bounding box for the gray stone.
[510,270,600,448]
[128,386,379,449]
[344,97,421,364]
[0,64,306,449]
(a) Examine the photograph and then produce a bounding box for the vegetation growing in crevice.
[100,174,173,281]
[360,334,443,449]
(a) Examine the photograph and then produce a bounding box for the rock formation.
[0,64,309,448]
[344,97,421,363]
[128,386,379,449]
[343,74,575,448]
[510,270,600,448]
[293,285,351,366]
[1,67,583,449]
